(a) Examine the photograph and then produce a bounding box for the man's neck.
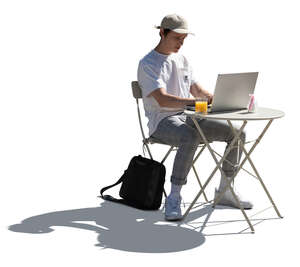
[154,42,172,55]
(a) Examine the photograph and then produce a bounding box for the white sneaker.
[214,188,253,210]
[165,195,182,221]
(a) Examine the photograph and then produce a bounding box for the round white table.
[184,107,285,121]
[182,107,285,233]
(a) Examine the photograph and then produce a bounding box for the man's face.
[162,30,188,53]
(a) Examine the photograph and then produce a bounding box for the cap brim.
[154,26,195,35]
[173,29,195,35]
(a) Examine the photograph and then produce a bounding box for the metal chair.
[131,81,209,202]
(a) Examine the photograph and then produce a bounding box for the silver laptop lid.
[210,72,258,112]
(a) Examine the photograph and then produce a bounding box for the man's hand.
[207,94,213,105]
[190,83,213,104]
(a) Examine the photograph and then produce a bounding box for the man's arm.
[149,88,196,108]
[190,83,213,104]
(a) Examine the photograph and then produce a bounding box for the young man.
[138,14,253,221]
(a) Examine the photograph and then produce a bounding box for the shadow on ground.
[8,201,212,253]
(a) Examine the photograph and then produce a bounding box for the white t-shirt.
[137,49,197,136]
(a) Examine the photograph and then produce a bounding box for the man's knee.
[228,126,246,143]
[181,127,201,146]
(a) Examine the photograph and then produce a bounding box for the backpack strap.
[99,171,128,205]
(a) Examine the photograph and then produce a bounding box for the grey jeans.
[151,113,246,185]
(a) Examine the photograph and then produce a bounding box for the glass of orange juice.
[195,98,208,114]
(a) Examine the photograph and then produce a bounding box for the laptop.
[187,72,258,113]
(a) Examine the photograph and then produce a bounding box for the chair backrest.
[131,81,153,159]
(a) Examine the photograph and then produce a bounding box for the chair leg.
[161,146,174,164]
[161,144,210,203]
[192,144,209,202]
[153,143,211,207]
[160,146,175,200]
[143,141,154,160]
[192,165,209,202]
[163,189,167,198]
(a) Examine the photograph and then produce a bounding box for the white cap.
[155,14,194,35]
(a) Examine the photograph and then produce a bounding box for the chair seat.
[145,136,207,146]
[145,136,169,145]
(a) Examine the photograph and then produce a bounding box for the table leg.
[228,119,283,218]
[206,120,255,232]
[212,119,281,232]
[182,118,248,223]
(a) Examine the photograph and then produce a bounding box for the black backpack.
[100,155,166,210]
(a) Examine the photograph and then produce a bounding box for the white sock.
[169,183,182,198]
[218,174,232,192]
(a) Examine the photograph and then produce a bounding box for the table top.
[184,107,285,121]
